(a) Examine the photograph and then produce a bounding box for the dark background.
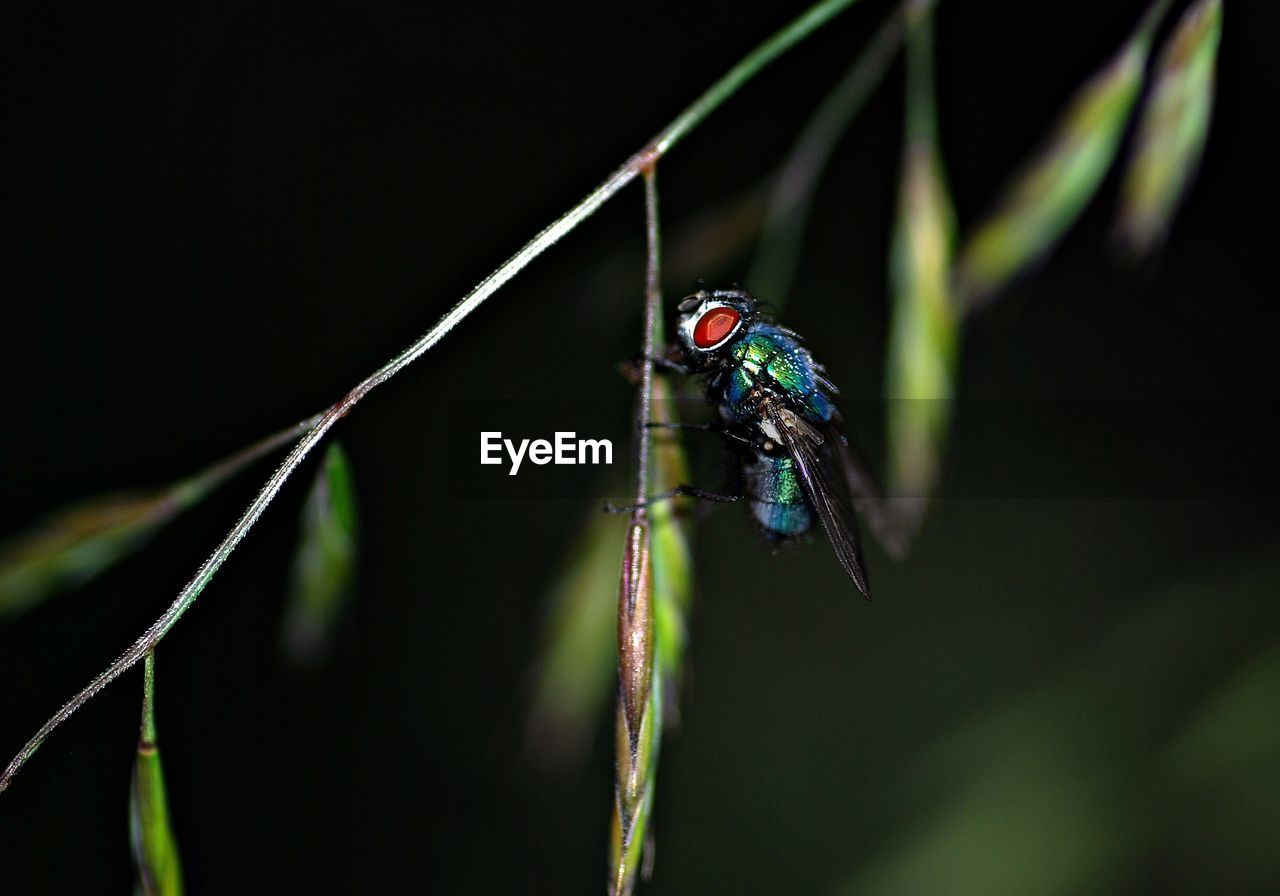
[3,1,1279,893]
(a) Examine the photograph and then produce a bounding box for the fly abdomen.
[743,451,812,538]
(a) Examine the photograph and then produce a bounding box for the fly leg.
[645,354,691,376]
[618,352,691,384]
[604,485,740,515]
[605,441,744,516]
[644,421,752,447]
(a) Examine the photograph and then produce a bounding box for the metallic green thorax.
[721,325,835,426]
[713,324,835,539]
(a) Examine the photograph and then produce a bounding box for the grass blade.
[1116,0,1222,255]
[280,443,359,666]
[884,3,956,530]
[525,506,628,767]
[648,376,695,706]
[954,0,1173,309]
[130,652,184,896]
[0,491,185,620]
[611,521,657,896]
[0,416,322,620]
[610,167,671,895]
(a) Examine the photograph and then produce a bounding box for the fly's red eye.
[692,306,741,348]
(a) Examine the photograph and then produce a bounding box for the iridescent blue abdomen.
[743,451,811,537]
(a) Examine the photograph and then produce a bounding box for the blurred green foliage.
[280,443,359,666]
[885,8,956,526]
[834,544,1280,895]
[1118,0,1222,254]
[954,1,1171,308]
[526,506,627,766]
[0,489,186,619]
[0,419,316,619]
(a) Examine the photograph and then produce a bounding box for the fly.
[613,288,900,597]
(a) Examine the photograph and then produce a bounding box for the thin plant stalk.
[611,166,664,896]
[2,0,867,795]
[634,170,664,520]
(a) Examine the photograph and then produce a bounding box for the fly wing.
[765,403,871,598]
[826,425,911,560]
